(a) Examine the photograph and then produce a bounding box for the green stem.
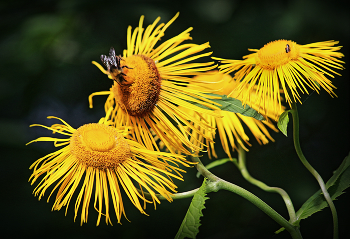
[192,155,302,239]
[196,158,232,178]
[142,188,199,200]
[291,102,338,239]
[236,145,297,223]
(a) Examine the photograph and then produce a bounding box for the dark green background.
[1,0,349,238]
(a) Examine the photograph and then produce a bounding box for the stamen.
[257,40,299,70]
[111,55,162,116]
[70,123,131,170]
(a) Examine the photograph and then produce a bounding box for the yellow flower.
[186,72,283,159]
[90,13,218,155]
[214,40,345,113]
[28,116,190,225]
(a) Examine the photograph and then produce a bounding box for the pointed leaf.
[276,153,350,234]
[295,152,350,222]
[277,110,291,136]
[191,93,265,120]
[175,179,209,239]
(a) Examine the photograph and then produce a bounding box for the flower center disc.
[256,40,299,69]
[112,55,161,116]
[84,128,115,151]
[70,123,131,169]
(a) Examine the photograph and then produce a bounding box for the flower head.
[28,116,190,225]
[185,72,283,159]
[214,40,345,112]
[90,13,218,154]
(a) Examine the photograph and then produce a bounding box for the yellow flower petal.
[28,117,190,225]
[214,40,345,112]
[91,13,219,154]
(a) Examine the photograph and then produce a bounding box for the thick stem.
[291,102,338,239]
[237,145,297,223]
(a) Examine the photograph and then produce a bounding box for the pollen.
[70,123,131,169]
[256,40,300,70]
[111,55,161,116]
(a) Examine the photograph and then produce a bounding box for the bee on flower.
[90,13,220,155]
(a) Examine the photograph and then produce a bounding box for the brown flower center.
[111,55,161,116]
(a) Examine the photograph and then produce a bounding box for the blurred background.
[1,0,349,238]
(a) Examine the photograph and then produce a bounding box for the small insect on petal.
[285,44,291,53]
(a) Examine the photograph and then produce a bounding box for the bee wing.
[100,55,110,68]
[109,47,116,58]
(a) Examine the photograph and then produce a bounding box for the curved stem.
[291,102,338,239]
[142,188,199,200]
[191,155,302,239]
[196,158,232,178]
[237,145,297,223]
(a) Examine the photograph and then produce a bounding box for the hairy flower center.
[111,55,161,116]
[70,123,131,169]
[256,40,299,70]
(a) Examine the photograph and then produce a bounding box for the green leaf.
[193,93,265,121]
[295,152,350,222]
[276,153,350,234]
[277,110,291,136]
[175,179,209,239]
[196,158,235,178]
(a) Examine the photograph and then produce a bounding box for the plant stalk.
[291,102,338,239]
[192,155,302,239]
[236,145,297,223]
